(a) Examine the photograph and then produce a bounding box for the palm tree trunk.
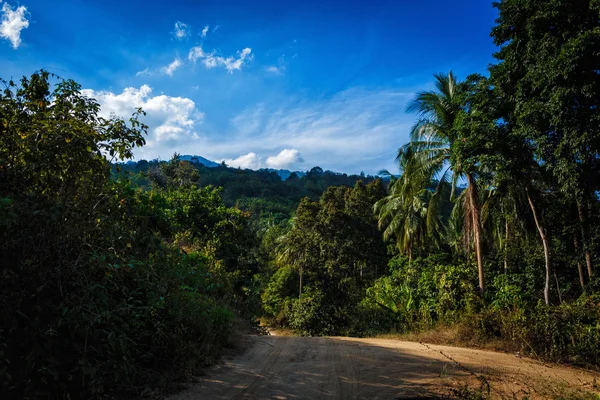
[574,236,586,292]
[466,173,484,296]
[526,188,550,305]
[577,201,593,278]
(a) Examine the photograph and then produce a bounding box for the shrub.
[288,288,337,336]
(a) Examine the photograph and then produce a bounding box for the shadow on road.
[168,335,476,400]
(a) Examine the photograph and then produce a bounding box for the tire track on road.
[233,336,294,399]
[330,338,360,399]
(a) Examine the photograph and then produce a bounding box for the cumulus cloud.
[83,84,414,173]
[266,149,303,169]
[173,21,190,40]
[188,46,253,73]
[223,152,262,169]
[0,1,29,49]
[201,25,209,38]
[219,149,303,170]
[161,57,182,76]
[81,85,204,159]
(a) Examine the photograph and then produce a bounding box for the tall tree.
[491,0,600,279]
[460,71,556,305]
[403,72,486,295]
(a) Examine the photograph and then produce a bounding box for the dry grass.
[376,323,523,355]
[258,317,297,336]
[267,327,296,336]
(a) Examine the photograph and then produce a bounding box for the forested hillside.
[116,158,376,222]
[1,0,600,399]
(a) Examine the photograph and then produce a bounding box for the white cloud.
[135,68,152,77]
[188,46,253,73]
[219,149,303,170]
[266,55,286,76]
[197,88,414,174]
[223,152,262,169]
[0,1,29,49]
[84,84,415,173]
[266,66,282,74]
[173,21,190,40]
[161,57,182,76]
[239,48,251,59]
[201,25,209,38]
[81,85,204,159]
[188,46,215,68]
[266,149,303,169]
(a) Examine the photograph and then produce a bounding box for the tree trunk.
[504,220,509,275]
[574,236,586,292]
[554,271,563,304]
[577,201,593,279]
[299,266,303,299]
[466,173,484,296]
[526,188,550,305]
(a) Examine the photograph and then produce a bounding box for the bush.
[358,255,481,334]
[349,299,399,336]
[288,288,337,336]
[0,73,249,398]
[526,296,600,365]
[261,265,298,317]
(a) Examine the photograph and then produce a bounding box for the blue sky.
[1,0,499,174]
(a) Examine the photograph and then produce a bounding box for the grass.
[376,323,522,354]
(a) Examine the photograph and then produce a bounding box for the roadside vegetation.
[1,0,599,399]
[0,72,261,398]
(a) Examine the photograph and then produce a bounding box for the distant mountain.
[126,154,378,181]
[262,168,306,180]
[179,155,220,168]
[179,155,307,180]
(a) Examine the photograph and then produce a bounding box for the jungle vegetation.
[1,0,599,398]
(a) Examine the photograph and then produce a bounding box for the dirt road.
[169,335,599,399]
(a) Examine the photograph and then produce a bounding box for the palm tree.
[402,72,486,295]
[374,161,446,262]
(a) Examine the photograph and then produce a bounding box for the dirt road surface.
[169,335,599,399]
